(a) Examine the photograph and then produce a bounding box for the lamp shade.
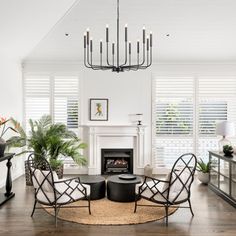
[216,121,235,137]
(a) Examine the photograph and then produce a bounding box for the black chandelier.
[84,0,153,73]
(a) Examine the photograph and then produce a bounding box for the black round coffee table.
[107,175,142,202]
[79,176,106,200]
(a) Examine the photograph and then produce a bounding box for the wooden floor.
[0,176,236,236]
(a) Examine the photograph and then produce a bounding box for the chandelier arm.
[112,51,115,67]
[88,43,108,70]
[90,51,105,70]
[84,48,91,68]
[121,64,147,70]
[100,52,102,67]
[84,35,95,68]
[106,42,112,66]
[84,41,114,70]
[127,65,139,71]
[138,64,150,69]
[120,42,128,66]
[90,51,96,70]
[139,42,146,66]
[137,51,140,70]
[87,45,93,67]
[83,36,91,68]
[148,47,152,67]
[102,66,115,70]
[94,66,114,70]
[146,37,150,66]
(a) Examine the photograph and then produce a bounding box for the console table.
[0,153,15,206]
[209,151,236,207]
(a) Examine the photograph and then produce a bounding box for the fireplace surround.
[82,125,146,175]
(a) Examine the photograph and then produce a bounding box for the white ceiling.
[0,0,77,60]
[25,0,236,63]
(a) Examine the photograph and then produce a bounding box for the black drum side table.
[107,175,142,202]
[0,153,15,206]
[78,176,106,200]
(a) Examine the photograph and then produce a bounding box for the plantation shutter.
[198,76,236,159]
[54,76,79,129]
[152,77,194,172]
[152,76,236,173]
[24,75,79,132]
[24,76,50,132]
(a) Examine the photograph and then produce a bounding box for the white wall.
[23,62,236,174]
[0,57,24,188]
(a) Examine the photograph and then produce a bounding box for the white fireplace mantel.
[81,125,146,175]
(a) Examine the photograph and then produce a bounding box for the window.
[152,76,236,172]
[24,75,79,132]
[198,77,236,162]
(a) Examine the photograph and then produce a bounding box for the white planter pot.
[197,172,210,184]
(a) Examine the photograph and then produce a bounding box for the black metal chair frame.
[134,153,197,225]
[28,153,91,226]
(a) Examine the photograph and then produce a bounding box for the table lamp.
[216,121,235,152]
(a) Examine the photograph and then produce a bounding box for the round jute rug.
[43,198,178,225]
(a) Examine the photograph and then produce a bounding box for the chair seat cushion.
[36,180,90,204]
[136,171,189,203]
[136,181,168,202]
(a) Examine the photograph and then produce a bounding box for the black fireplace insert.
[101,149,133,175]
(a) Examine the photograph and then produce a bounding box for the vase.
[197,172,209,184]
[144,164,153,177]
[0,138,6,157]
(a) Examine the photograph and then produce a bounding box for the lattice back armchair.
[134,153,197,225]
[28,153,91,226]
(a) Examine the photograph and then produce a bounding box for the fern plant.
[197,158,211,173]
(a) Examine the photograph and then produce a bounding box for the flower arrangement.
[0,117,18,138]
[0,116,26,156]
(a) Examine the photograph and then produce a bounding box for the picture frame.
[89,98,109,121]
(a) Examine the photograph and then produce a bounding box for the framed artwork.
[89,98,109,121]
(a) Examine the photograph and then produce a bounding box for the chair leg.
[54,205,58,227]
[134,195,138,213]
[88,196,91,215]
[165,205,169,226]
[31,199,37,217]
[188,199,194,216]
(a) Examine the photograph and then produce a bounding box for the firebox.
[101,149,133,175]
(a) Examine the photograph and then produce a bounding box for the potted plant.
[21,115,87,185]
[0,116,26,156]
[223,145,234,157]
[197,158,211,184]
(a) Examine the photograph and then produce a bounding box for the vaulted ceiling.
[12,0,236,63]
[0,0,77,60]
